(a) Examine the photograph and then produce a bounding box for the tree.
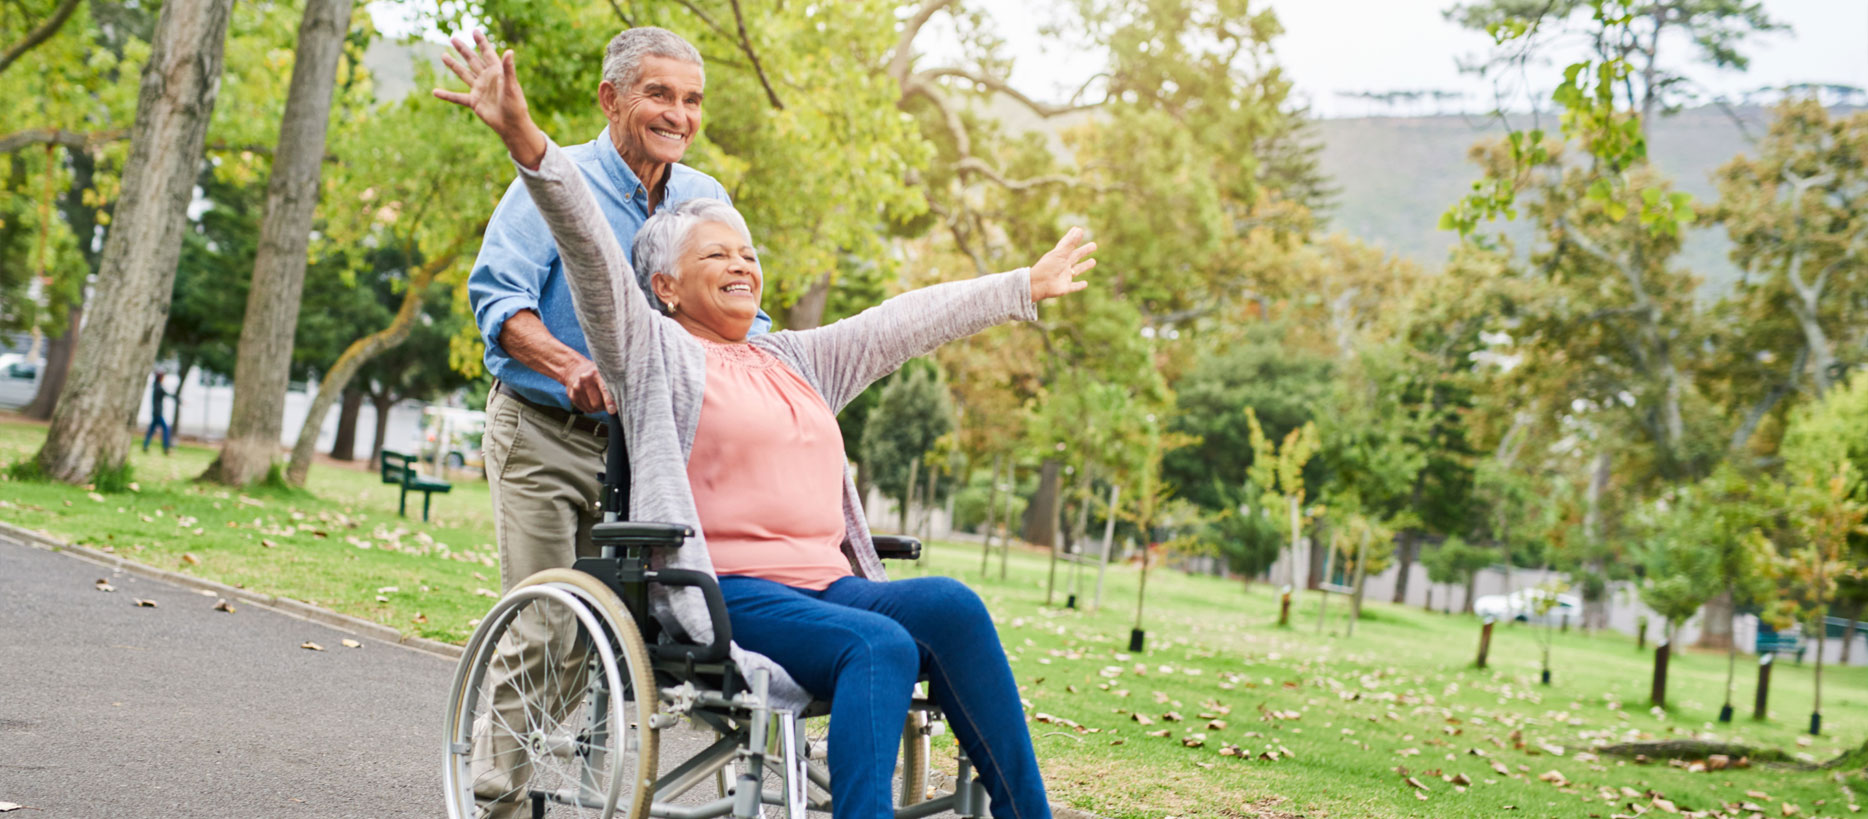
[1715,101,1868,419]
[201,0,357,486]
[1245,407,1320,591]
[1422,536,1493,614]
[1632,489,1719,647]
[860,366,953,535]
[1446,0,1785,127]
[1764,461,1864,735]
[28,0,235,484]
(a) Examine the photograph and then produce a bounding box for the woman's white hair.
[631,198,755,313]
[602,27,703,92]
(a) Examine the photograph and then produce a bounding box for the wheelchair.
[443,417,995,819]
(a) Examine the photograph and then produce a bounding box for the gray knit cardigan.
[514,142,1037,710]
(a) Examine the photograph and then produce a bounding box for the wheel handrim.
[443,584,636,819]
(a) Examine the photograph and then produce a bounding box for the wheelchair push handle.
[601,412,627,519]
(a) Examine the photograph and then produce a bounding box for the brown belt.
[492,380,608,438]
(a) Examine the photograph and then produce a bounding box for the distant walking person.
[143,370,172,454]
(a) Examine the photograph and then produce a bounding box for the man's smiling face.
[604,55,704,174]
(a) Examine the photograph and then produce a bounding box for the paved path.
[0,537,992,819]
[0,537,738,818]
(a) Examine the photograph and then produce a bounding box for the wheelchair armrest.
[646,568,732,664]
[872,535,921,561]
[592,521,693,549]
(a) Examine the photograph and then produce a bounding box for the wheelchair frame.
[443,416,993,819]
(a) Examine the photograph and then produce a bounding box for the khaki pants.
[473,388,608,816]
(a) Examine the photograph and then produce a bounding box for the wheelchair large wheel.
[444,569,660,819]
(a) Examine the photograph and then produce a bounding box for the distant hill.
[1314,105,1856,293]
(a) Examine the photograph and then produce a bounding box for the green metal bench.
[1756,628,1805,663]
[379,449,452,522]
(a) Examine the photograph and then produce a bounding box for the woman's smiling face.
[653,220,763,343]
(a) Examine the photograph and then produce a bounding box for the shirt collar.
[596,125,685,208]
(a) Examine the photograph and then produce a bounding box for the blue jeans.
[718,575,1050,819]
[142,414,171,453]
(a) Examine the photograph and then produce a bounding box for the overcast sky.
[381,1,1868,119]
[935,0,1868,118]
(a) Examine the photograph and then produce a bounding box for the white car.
[1473,588,1583,626]
[0,353,41,410]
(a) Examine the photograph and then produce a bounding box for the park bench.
[379,449,451,522]
[1755,628,1805,663]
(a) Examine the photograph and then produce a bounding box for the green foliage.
[1422,536,1494,587]
[1163,325,1332,511]
[89,457,133,493]
[1632,489,1721,630]
[859,366,954,504]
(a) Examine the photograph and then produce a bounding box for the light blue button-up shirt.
[468,126,772,414]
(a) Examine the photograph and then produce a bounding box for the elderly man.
[468,26,770,595]
[463,29,769,815]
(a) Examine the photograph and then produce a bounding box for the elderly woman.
[438,33,1094,819]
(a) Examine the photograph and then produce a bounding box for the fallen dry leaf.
[1145,729,1171,738]
[1653,797,1678,813]
[1782,803,1801,817]
[1491,761,1512,776]
[1405,777,1428,791]
[341,639,362,649]
[94,579,115,593]
[0,801,22,812]
[473,588,498,598]
[260,539,278,549]
[1132,713,1155,726]
[133,598,157,608]
[1451,773,1472,787]
[301,641,325,651]
[1537,770,1566,787]
[181,553,200,565]
[212,599,235,614]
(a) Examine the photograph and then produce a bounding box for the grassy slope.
[3,417,1863,818]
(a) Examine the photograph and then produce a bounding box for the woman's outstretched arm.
[433,31,659,413]
[771,228,1098,413]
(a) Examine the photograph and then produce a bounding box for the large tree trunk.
[24,145,101,421]
[781,272,831,330]
[367,391,394,468]
[1697,589,1735,650]
[1024,458,1062,547]
[170,357,194,440]
[24,296,79,420]
[33,0,234,483]
[979,453,1000,576]
[329,386,363,460]
[202,0,354,486]
[1392,532,1416,604]
[1582,451,1612,631]
[283,237,472,486]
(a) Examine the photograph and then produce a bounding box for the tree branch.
[951,158,1083,191]
[727,0,783,109]
[0,0,84,76]
[890,0,957,84]
[0,128,122,154]
[917,67,1101,117]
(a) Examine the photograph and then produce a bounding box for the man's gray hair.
[631,198,755,313]
[602,27,704,92]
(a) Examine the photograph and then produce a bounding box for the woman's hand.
[1028,227,1098,302]
[432,30,548,169]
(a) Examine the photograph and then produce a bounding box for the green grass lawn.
[3,416,1865,818]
